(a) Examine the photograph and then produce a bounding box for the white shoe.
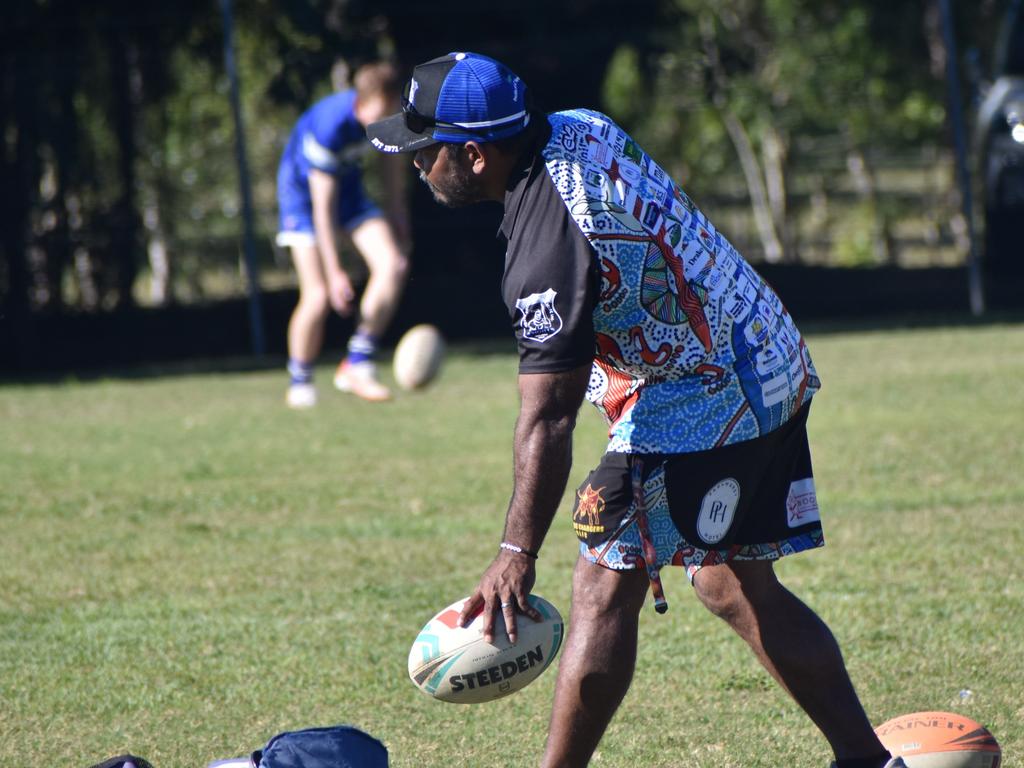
[334,359,391,402]
[286,382,317,409]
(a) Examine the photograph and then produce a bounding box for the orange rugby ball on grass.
[875,711,1001,768]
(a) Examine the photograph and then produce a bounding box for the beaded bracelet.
[500,541,539,559]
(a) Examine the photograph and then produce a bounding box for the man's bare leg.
[283,240,332,408]
[541,558,649,768]
[331,217,409,400]
[692,560,888,763]
[349,216,409,338]
[287,241,330,363]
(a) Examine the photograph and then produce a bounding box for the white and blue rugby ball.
[408,594,564,704]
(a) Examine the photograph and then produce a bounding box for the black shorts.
[573,401,825,582]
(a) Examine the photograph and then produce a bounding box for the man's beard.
[420,151,485,208]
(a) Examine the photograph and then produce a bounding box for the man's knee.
[297,285,330,318]
[352,219,409,284]
[571,560,648,623]
[383,251,410,283]
[692,561,778,623]
[693,567,740,620]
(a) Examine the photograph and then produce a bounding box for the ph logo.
[697,478,740,545]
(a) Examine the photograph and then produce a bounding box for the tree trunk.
[107,28,141,309]
[923,0,947,81]
[762,123,794,261]
[700,12,784,263]
[141,95,173,306]
[69,193,101,310]
[846,147,893,264]
[145,200,172,306]
[721,112,784,262]
[136,11,180,308]
[47,6,80,311]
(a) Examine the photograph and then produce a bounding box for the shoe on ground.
[829,757,909,768]
[286,382,317,409]
[334,359,391,402]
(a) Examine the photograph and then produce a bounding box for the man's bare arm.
[459,362,591,643]
[308,168,354,313]
[503,363,591,552]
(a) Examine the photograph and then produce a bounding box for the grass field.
[2,321,1022,768]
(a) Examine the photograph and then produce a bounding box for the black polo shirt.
[499,119,599,374]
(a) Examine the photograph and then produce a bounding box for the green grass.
[1,322,1022,767]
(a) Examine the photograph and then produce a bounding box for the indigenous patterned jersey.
[500,110,820,454]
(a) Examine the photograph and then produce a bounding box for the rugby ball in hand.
[408,595,564,704]
[393,324,445,390]
[875,711,1001,768]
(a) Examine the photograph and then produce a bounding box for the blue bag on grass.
[208,724,388,768]
[87,756,155,768]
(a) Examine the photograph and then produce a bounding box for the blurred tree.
[1,0,212,321]
[601,0,1002,263]
[0,0,1007,363]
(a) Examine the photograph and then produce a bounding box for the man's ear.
[463,141,488,175]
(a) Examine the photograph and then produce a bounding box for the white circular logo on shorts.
[697,478,741,545]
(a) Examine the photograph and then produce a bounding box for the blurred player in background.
[276,60,411,408]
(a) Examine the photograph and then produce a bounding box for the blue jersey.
[277,90,378,234]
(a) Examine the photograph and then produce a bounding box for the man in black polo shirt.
[368,52,903,768]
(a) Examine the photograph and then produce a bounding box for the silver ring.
[501,601,512,608]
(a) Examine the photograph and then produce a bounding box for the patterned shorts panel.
[574,402,825,583]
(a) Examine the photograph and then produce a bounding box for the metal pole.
[939,0,985,316]
[220,0,266,356]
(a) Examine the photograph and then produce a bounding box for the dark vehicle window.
[997,2,1024,75]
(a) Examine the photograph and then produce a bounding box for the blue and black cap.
[366,52,530,154]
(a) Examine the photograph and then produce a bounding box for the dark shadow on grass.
[3,310,1021,387]
[3,260,1023,384]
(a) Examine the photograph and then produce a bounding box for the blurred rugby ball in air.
[408,594,563,704]
[393,324,445,390]
[875,711,1001,768]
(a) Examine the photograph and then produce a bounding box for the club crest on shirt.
[515,288,563,343]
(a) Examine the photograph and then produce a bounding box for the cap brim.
[366,113,439,154]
